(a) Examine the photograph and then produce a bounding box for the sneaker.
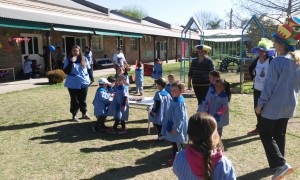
[247,128,259,135]
[92,126,100,133]
[157,135,165,141]
[272,163,294,180]
[82,114,91,120]
[118,128,127,134]
[168,158,174,165]
[72,115,80,122]
[106,128,117,134]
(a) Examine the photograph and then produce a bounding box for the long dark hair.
[69,45,86,69]
[188,112,224,180]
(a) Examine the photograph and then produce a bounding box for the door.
[64,36,87,57]
[65,37,75,57]
[20,34,43,66]
[160,41,166,60]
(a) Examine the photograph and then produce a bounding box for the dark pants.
[153,123,162,136]
[68,87,88,116]
[171,142,183,156]
[113,119,126,129]
[96,116,107,127]
[253,89,262,129]
[193,85,209,105]
[258,116,288,168]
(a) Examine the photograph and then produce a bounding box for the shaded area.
[0,119,70,131]
[222,134,260,150]
[237,168,273,180]
[81,139,169,153]
[29,121,150,144]
[91,148,171,179]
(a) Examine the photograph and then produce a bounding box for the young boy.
[92,78,112,133]
[23,56,32,79]
[149,78,172,140]
[164,81,188,165]
[165,74,175,94]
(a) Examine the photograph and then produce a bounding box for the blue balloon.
[49,45,55,52]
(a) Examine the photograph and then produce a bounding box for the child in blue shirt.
[151,58,163,84]
[198,78,229,137]
[173,112,236,180]
[134,62,144,95]
[92,78,112,133]
[107,75,129,134]
[164,81,188,165]
[149,78,172,140]
[165,74,175,95]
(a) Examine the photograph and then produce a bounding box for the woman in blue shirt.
[63,45,94,122]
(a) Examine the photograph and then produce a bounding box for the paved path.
[0,60,178,94]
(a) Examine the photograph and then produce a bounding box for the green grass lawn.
[0,62,299,179]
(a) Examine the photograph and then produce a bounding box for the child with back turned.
[135,62,144,95]
[165,74,175,95]
[107,75,129,134]
[198,78,229,137]
[149,78,172,140]
[164,81,188,164]
[92,78,112,133]
[151,58,163,84]
[173,112,236,180]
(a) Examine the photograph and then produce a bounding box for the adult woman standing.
[188,45,214,105]
[247,38,275,135]
[255,16,300,179]
[64,45,94,121]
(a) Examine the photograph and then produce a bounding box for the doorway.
[20,34,43,67]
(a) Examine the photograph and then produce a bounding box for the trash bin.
[144,63,153,77]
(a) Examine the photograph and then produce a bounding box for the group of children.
[91,59,234,177]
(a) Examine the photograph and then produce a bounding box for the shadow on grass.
[81,139,169,153]
[222,134,260,150]
[237,167,273,180]
[0,119,71,131]
[90,148,171,179]
[29,120,150,144]
[34,82,50,85]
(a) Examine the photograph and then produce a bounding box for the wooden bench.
[94,58,114,69]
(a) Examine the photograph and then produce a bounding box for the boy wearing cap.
[92,78,112,132]
[149,77,172,140]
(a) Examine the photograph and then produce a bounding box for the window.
[130,38,137,51]
[116,39,123,49]
[26,36,39,54]
[92,35,103,50]
[75,37,87,50]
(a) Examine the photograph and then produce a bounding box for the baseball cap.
[98,78,111,85]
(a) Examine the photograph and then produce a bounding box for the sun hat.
[98,78,111,85]
[271,16,300,52]
[193,44,212,52]
[251,38,276,57]
[155,78,167,88]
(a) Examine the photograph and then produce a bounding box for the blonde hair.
[289,50,300,65]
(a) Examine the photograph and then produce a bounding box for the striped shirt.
[188,57,214,86]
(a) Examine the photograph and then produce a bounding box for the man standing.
[113,47,128,73]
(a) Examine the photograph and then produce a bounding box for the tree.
[207,20,222,29]
[118,5,148,19]
[234,0,300,23]
[194,11,223,30]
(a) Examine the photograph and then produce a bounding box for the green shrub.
[46,69,66,84]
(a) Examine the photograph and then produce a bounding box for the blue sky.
[89,0,233,25]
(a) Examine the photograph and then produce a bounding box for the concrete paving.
[0,60,178,94]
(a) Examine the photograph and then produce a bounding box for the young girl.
[206,70,231,102]
[173,112,236,179]
[149,78,172,140]
[115,66,129,87]
[151,58,163,84]
[198,78,229,137]
[107,75,129,134]
[165,74,175,94]
[134,62,144,95]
